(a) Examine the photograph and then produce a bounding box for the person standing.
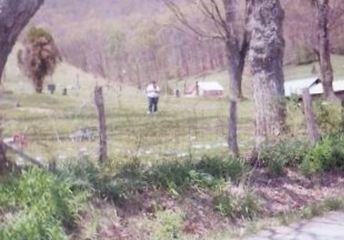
[146,81,160,114]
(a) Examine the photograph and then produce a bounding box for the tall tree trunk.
[315,0,336,100]
[223,0,252,156]
[0,0,44,83]
[223,0,241,156]
[249,0,286,148]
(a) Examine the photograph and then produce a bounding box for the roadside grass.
[58,155,249,201]
[0,168,89,239]
[205,196,344,240]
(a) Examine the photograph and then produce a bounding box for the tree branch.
[161,0,225,40]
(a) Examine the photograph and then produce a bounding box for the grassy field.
[2,46,344,168]
[1,47,344,240]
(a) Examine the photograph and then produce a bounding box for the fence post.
[228,100,239,157]
[340,100,344,132]
[94,86,108,163]
[302,88,320,144]
[0,139,7,171]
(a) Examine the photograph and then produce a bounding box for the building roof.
[284,78,319,97]
[284,77,344,97]
[310,80,344,95]
[197,81,224,91]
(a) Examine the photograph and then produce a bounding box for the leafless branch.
[328,2,344,30]
[161,0,225,40]
[197,0,227,37]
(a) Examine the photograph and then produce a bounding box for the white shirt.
[146,84,160,98]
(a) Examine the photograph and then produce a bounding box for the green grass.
[0,168,88,240]
[2,45,344,167]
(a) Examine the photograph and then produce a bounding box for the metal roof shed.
[187,81,224,97]
[284,78,320,97]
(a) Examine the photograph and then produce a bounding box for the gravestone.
[175,89,180,98]
[47,84,56,94]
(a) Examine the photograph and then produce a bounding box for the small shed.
[187,81,224,97]
[309,80,344,99]
[284,77,344,99]
[284,78,320,97]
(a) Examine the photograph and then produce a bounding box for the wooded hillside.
[28,0,344,87]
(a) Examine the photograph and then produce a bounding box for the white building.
[187,81,224,97]
[284,77,344,99]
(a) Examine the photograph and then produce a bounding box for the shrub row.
[301,135,344,175]
[58,155,248,203]
[259,134,344,176]
[144,156,247,193]
[214,192,261,220]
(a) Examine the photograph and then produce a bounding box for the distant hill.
[23,0,344,89]
[33,0,164,24]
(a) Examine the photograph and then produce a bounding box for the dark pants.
[148,97,159,113]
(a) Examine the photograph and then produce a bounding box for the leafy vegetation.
[214,192,261,220]
[149,210,184,240]
[0,168,88,240]
[259,139,310,176]
[122,156,248,196]
[59,158,121,201]
[301,134,344,175]
[57,155,248,203]
[17,27,60,93]
[314,100,343,134]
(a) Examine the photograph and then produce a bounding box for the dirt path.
[245,211,344,240]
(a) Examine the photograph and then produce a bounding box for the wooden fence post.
[94,86,108,163]
[302,88,320,144]
[228,100,239,157]
[340,100,344,132]
[0,139,7,172]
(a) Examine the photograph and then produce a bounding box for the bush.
[189,170,223,189]
[300,198,344,220]
[301,135,344,175]
[143,156,247,194]
[27,27,54,43]
[150,210,184,240]
[196,156,247,183]
[0,168,87,239]
[18,26,60,93]
[314,101,342,134]
[259,140,310,176]
[214,194,234,217]
[144,161,193,192]
[59,158,122,201]
[57,156,248,201]
[214,192,261,220]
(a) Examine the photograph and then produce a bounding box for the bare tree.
[249,0,286,148]
[163,0,251,98]
[312,0,336,100]
[163,0,253,156]
[0,0,44,84]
